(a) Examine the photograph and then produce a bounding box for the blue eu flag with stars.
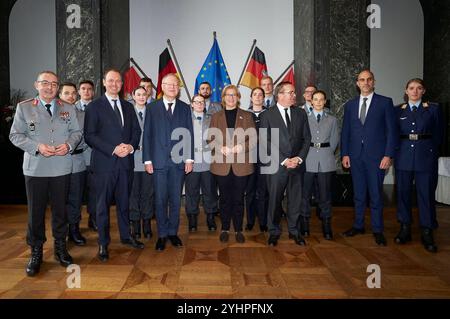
[194,38,231,103]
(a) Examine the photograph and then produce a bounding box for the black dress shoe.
[342,227,365,237]
[268,235,279,246]
[299,216,310,237]
[26,245,43,277]
[121,237,145,249]
[142,219,152,239]
[219,231,229,243]
[394,224,412,244]
[235,232,245,243]
[373,232,387,246]
[259,225,268,232]
[245,223,254,231]
[207,214,217,231]
[168,235,183,247]
[322,218,333,240]
[187,214,198,232]
[155,237,167,251]
[54,240,73,267]
[88,215,98,231]
[98,245,109,262]
[421,228,437,253]
[291,234,306,246]
[68,223,87,246]
[131,220,141,239]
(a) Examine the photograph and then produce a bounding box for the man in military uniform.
[59,82,87,246]
[9,71,82,276]
[77,80,97,231]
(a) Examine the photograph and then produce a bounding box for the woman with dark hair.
[208,85,257,243]
[394,78,444,252]
[245,87,269,232]
[129,86,154,240]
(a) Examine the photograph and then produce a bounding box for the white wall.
[130,0,293,108]
[371,0,424,183]
[371,0,424,105]
[9,0,56,99]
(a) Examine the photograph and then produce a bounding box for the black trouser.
[67,170,87,224]
[86,165,96,218]
[185,170,218,215]
[245,165,268,227]
[25,174,70,247]
[215,170,248,232]
[95,169,133,245]
[267,168,303,237]
[129,171,154,221]
[301,171,333,219]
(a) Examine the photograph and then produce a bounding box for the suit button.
[411,145,414,147]
[411,130,414,133]
[412,123,415,125]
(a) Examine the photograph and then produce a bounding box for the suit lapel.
[363,93,377,125]
[272,107,290,138]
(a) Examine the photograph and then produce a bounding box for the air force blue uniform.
[395,101,444,229]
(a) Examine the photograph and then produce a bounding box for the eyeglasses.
[225,93,238,97]
[192,100,205,105]
[280,91,296,96]
[37,80,59,88]
[162,82,179,88]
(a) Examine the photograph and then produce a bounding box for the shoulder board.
[401,104,408,109]
[18,97,37,106]
[422,102,429,108]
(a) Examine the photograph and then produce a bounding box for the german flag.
[156,48,183,99]
[239,46,268,89]
[281,65,296,87]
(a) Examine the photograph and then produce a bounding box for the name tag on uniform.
[400,117,407,120]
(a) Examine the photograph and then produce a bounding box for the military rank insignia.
[59,111,71,123]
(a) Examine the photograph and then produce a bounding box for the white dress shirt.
[359,92,374,120]
[105,93,124,125]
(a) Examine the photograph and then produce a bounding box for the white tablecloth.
[436,157,450,204]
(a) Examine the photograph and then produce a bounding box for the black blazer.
[259,105,311,173]
[84,95,141,172]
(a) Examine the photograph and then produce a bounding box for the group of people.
[9,68,443,277]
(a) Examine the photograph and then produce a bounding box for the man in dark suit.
[143,73,194,251]
[341,69,397,246]
[84,69,144,262]
[259,81,311,246]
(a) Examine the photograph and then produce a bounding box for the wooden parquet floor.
[0,204,450,299]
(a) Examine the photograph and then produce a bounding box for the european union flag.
[194,38,231,103]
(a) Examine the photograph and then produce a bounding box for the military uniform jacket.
[192,111,212,172]
[305,111,339,173]
[72,101,91,173]
[133,105,147,172]
[9,97,82,177]
[395,102,444,172]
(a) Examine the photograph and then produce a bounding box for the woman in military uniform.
[394,78,444,252]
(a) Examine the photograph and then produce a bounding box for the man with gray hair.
[10,71,82,276]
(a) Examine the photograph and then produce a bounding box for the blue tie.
[412,105,418,112]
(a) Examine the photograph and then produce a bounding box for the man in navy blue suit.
[143,73,194,251]
[341,70,397,246]
[84,69,144,262]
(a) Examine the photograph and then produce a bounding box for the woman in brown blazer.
[208,85,257,243]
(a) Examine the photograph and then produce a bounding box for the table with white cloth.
[436,157,450,204]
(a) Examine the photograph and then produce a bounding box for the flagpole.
[273,60,295,85]
[167,39,192,102]
[237,39,257,87]
[119,58,131,74]
[130,58,157,91]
